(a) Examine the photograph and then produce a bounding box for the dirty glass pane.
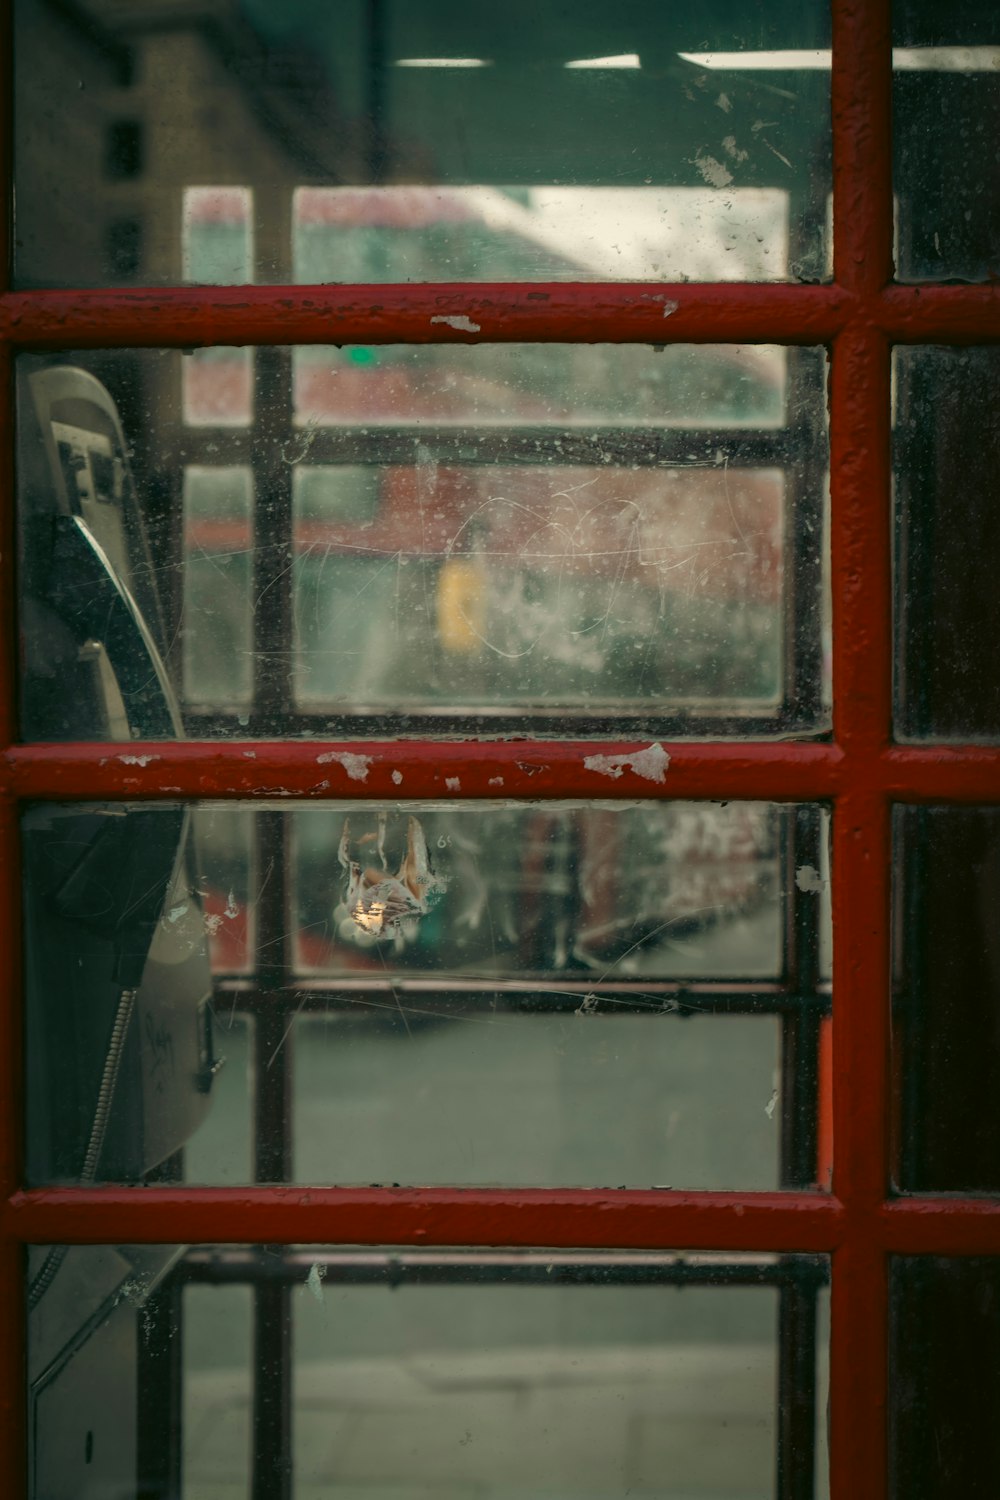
[892,805,1000,1194]
[14,0,831,288]
[182,467,254,706]
[23,800,831,1191]
[27,1244,829,1500]
[891,1257,1000,1499]
[894,4,1000,281]
[17,346,828,738]
[292,342,787,428]
[894,348,1000,740]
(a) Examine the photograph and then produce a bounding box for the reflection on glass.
[14,1,830,288]
[28,1244,830,1500]
[292,461,785,711]
[296,803,782,976]
[292,184,791,282]
[894,347,1000,740]
[19,346,827,736]
[182,467,254,705]
[24,801,832,1191]
[892,805,1000,1193]
[891,1257,1000,1499]
[894,5,1000,281]
[292,342,786,427]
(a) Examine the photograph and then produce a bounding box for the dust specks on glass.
[893,346,1000,741]
[17,343,829,738]
[15,1,831,288]
[24,799,832,1193]
[893,2,1000,282]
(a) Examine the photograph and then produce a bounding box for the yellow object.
[437,555,487,653]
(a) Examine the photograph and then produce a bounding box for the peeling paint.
[583,742,670,784]
[430,314,481,333]
[693,150,733,188]
[391,770,403,785]
[316,750,372,781]
[119,754,157,767]
[795,864,825,893]
[445,776,461,791]
[488,776,504,787]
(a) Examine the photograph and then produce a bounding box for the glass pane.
[894,347,1000,740]
[17,347,828,738]
[292,342,787,427]
[14,1,831,288]
[182,467,254,706]
[28,1243,829,1500]
[892,805,1000,1194]
[24,801,831,1191]
[891,1257,1000,1499]
[894,4,1000,281]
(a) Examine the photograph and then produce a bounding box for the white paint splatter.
[166,903,189,924]
[316,751,372,781]
[430,314,481,333]
[693,150,733,188]
[243,750,256,759]
[722,134,749,163]
[306,1262,326,1303]
[583,742,671,784]
[391,770,403,785]
[119,754,157,767]
[795,864,825,894]
[488,776,504,787]
[716,91,732,112]
[765,1088,779,1119]
[445,776,461,791]
[660,299,679,317]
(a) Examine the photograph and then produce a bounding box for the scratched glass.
[892,806,1000,1195]
[23,800,831,1191]
[14,0,830,288]
[894,3,1000,282]
[891,1257,1000,1500]
[27,1243,830,1500]
[17,345,828,739]
[894,347,1000,741]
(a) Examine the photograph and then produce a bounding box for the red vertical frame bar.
[830,0,893,1494]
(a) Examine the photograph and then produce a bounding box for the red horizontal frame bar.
[8,1188,1000,1256]
[6,281,1000,348]
[6,739,1000,803]
[0,1187,843,1252]
[5,737,842,800]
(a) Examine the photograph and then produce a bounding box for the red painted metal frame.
[2,0,1000,1496]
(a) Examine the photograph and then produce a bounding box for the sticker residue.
[583,742,671,784]
[316,750,372,781]
[430,314,481,333]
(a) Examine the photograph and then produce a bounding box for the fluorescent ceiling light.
[394,57,490,68]
[678,46,1000,71]
[679,50,830,69]
[565,53,641,69]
